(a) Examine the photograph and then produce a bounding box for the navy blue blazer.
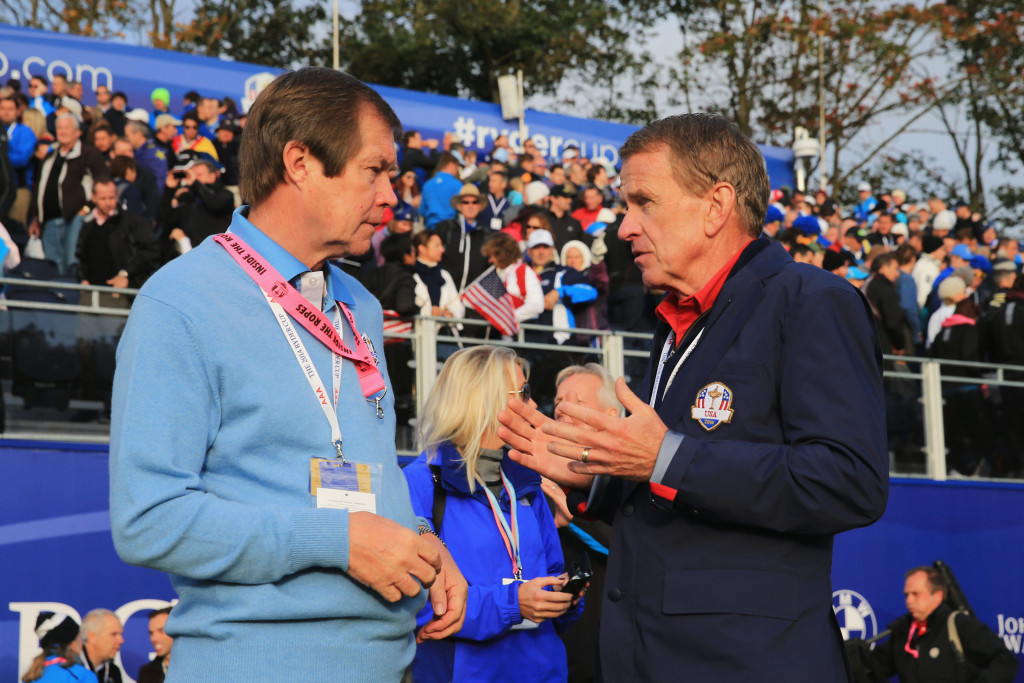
[592,239,889,682]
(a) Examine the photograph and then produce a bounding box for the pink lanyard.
[214,233,385,399]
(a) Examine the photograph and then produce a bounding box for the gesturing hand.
[542,377,668,482]
[497,398,594,490]
[347,512,441,602]
[518,575,573,623]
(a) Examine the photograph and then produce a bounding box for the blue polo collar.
[227,206,355,306]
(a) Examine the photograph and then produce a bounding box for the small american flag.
[461,266,519,336]
[381,309,413,345]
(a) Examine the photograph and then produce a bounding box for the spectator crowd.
[1,75,1022,478]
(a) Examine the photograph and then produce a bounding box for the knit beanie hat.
[151,87,171,107]
[36,612,79,649]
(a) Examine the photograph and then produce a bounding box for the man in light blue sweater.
[110,68,467,682]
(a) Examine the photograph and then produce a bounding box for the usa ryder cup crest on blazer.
[691,382,734,431]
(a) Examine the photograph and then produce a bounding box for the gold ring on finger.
[581,447,590,464]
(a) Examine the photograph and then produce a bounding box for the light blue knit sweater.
[110,210,424,682]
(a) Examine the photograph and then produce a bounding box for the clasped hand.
[347,513,467,642]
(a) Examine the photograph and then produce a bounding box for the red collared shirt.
[655,240,752,346]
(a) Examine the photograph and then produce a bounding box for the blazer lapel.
[654,242,790,430]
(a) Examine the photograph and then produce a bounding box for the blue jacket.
[589,239,888,682]
[420,171,462,228]
[404,443,583,682]
[134,140,168,192]
[896,270,921,343]
[5,122,37,187]
[854,196,878,223]
[36,658,98,682]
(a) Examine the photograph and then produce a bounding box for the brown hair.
[109,155,136,179]
[619,114,769,237]
[22,644,77,682]
[895,242,918,267]
[412,229,439,253]
[520,209,550,233]
[239,67,401,207]
[481,232,522,269]
[905,566,946,594]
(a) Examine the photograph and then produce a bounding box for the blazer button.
[621,503,634,517]
[608,588,623,602]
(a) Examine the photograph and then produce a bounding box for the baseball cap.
[793,215,822,236]
[765,205,785,224]
[393,205,417,222]
[155,113,182,129]
[857,182,872,193]
[526,229,554,248]
[950,244,973,260]
[125,108,150,123]
[847,266,869,280]
[550,183,576,198]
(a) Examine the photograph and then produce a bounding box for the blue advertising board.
[831,477,1024,677]
[1,438,1021,681]
[0,23,795,186]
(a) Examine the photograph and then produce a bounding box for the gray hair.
[555,363,622,416]
[54,112,80,128]
[81,609,118,641]
[126,120,152,139]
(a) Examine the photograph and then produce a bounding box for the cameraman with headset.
[161,158,235,258]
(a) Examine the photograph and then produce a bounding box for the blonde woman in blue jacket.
[404,345,584,682]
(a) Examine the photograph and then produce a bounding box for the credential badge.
[361,333,379,367]
[691,382,734,432]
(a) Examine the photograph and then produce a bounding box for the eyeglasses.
[508,383,531,404]
[527,223,543,229]
[183,124,198,130]
[461,199,480,205]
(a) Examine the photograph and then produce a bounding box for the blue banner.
[832,477,1024,680]
[2,438,1021,681]
[0,23,794,187]
[0,440,174,683]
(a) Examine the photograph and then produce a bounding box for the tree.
[932,2,1024,216]
[147,0,177,48]
[176,0,329,68]
[662,1,949,193]
[835,148,959,209]
[338,0,661,107]
[0,0,139,39]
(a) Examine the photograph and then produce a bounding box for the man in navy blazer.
[498,113,889,682]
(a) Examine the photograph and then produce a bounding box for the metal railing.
[2,278,1023,483]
